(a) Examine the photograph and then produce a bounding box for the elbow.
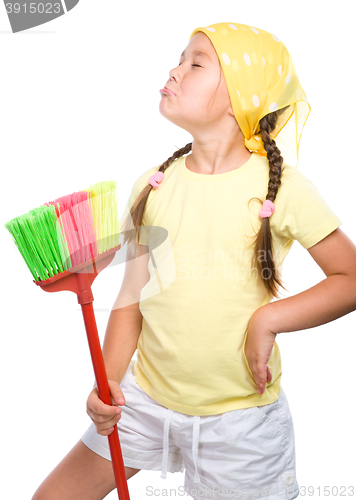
[349,274,356,309]
[347,275,356,311]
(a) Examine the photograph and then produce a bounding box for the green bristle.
[4,204,71,281]
[30,205,70,273]
[84,181,120,254]
[5,217,38,281]
[54,203,72,271]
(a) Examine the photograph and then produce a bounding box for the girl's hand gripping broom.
[4,181,131,500]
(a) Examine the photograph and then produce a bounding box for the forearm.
[93,305,143,388]
[261,274,356,334]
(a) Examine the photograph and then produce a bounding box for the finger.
[256,364,267,393]
[108,380,126,406]
[97,427,115,437]
[94,412,122,432]
[110,394,125,407]
[252,371,262,390]
[266,364,273,382]
[90,397,123,417]
[257,382,265,394]
[110,395,119,407]
[92,405,122,423]
[105,424,121,436]
[97,421,120,437]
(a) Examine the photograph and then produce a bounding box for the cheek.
[182,78,215,106]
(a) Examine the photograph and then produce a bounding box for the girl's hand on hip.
[244,310,277,394]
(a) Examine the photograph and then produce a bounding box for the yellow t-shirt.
[120,152,342,416]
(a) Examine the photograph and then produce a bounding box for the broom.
[4,181,131,500]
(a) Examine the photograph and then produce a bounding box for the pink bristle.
[45,191,98,268]
[72,192,97,262]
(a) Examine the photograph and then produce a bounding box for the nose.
[167,71,178,86]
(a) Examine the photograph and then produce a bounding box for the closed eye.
[178,63,201,67]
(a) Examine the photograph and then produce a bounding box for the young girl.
[32,22,356,500]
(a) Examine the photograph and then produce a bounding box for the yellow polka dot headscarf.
[189,22,311,168]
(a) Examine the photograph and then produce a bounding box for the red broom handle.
[81,302,131,500]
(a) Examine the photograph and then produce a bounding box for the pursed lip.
[160,87,176,96]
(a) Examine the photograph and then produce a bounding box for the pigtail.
[121,142,192,254]
[122,107,290,298]
[250,106,290,299]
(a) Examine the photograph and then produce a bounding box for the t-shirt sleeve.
[119,165,160,246]
[271,166,343,249]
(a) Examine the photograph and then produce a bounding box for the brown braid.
[120,142,192,252]
[122,107,290,297]
[249,105,290,299]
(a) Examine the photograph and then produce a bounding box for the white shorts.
[81,360,299,500]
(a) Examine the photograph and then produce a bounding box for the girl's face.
[159,32,236,136]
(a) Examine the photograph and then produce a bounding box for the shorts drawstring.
[160,409,201,484]
[192,416,201,483]
[161,409,174,479]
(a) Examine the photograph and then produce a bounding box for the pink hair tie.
[259,199,275,218]
[148,171,164,189]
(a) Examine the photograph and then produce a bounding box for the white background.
[1,1,355,499]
